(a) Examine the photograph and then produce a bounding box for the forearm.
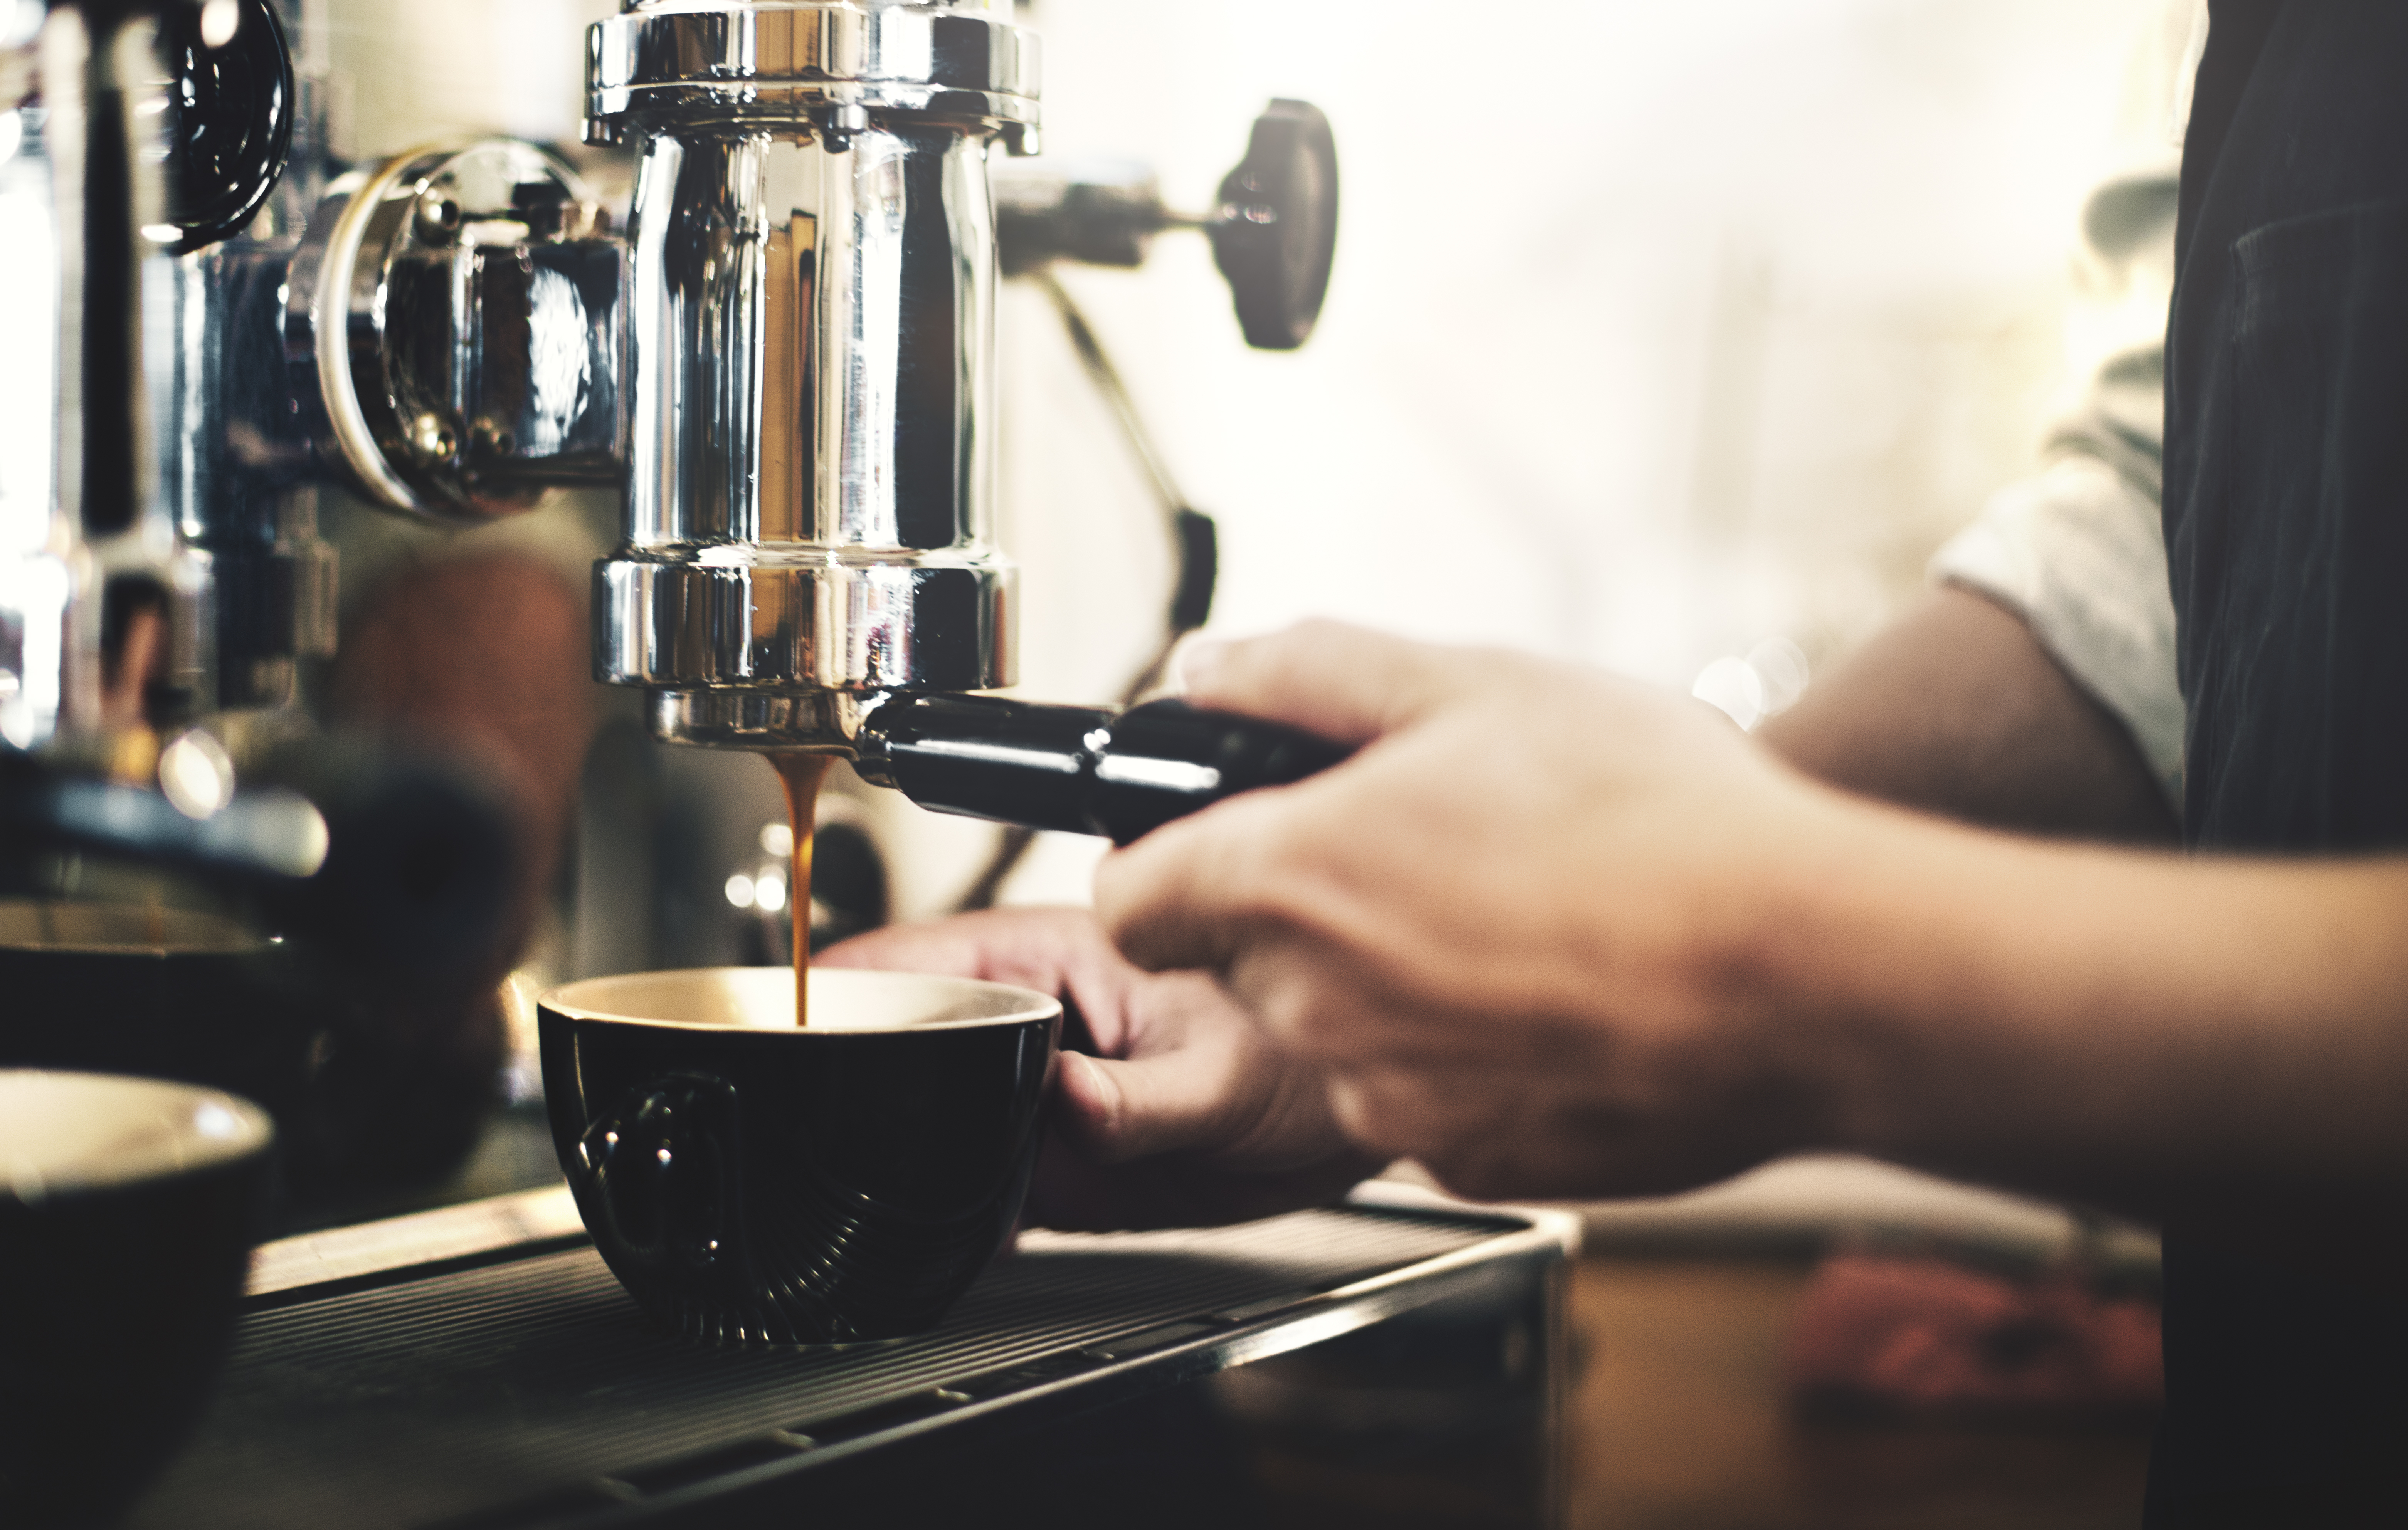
[1758,588,2177,844]
[1750,791,2408,1223]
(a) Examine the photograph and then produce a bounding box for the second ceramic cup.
[539,967,1059,1344]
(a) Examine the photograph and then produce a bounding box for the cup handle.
[572,1072,745,1274]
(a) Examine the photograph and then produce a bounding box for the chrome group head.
[586,0,1043,752]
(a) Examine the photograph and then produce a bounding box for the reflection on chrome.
[589,0,1041,749]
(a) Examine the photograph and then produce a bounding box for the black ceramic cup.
[0,899,510,1208]
[539,968,1060,1345]
[0,1071,275,1528]
[0,900,318,1125]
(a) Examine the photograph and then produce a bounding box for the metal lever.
[994,99,1340,350]
[853,695,1351,847]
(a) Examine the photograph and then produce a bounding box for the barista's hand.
[816,907,1384,1230]
[1097,620,1856,1203]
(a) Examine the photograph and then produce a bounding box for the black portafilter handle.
[854,696,1353,846]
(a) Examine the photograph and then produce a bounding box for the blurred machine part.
[0,0,560,1203]
[995,98,1339,351]
[0,0,547,890]
[544,3,1344,951]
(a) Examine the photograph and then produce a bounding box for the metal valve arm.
[994,99,1340,351]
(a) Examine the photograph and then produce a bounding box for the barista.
[834,2,2408,1521]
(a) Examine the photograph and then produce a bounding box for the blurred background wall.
[995,0,2169,901]
[316,0,2169,916]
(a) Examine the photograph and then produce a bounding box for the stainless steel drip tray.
[131,1184,1576,1530]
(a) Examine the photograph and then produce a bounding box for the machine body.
[0,0,542,976]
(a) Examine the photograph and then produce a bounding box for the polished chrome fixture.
[5,0,325,752]
[585,0,1040,752]
[578,3,1343,796]
[568,3,1351,846]
[4,0,624,761]
[285,138,624,524]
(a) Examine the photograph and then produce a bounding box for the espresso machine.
[2,0,1344,1191]
[5,5,1575,1523]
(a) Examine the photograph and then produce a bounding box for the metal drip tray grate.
[131,1193,1556,1530]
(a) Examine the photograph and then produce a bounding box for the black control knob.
[159,0,294,255]
[1209,99,1339,351]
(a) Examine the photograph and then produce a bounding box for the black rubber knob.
[158,0,295,255]
[1209,100,1339,351]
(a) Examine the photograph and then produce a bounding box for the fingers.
[815,905,1102,986]
[1176,620,1494,746]
[1324,1068,1577,1202]
[1094,786,1298,974]
[1108,620,1518,971]
[817,906,1161,1054]
[1054,1040,1251,1164]
[1048,968,1311,1166]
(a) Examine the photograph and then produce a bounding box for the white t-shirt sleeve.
[1932,455,2183,803]
[1927,5,2199,809]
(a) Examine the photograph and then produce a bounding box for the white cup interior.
[541,967,1060,1033]
[0,1072,274,1204]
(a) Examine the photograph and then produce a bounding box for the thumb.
[1054,1045,1250,1165]
[1176,620,1495,747]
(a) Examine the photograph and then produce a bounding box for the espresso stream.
[768,753,834,1027]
